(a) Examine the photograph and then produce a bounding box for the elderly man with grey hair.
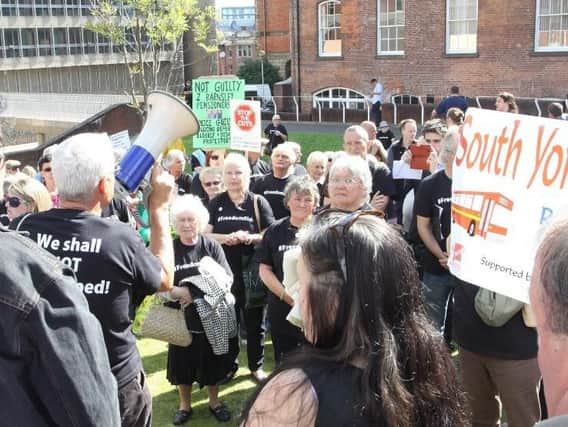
[531,219,568,426]
[342,125,395,214]
[252,143,297,219]
[12,133,175,427]
[164,149,193,195]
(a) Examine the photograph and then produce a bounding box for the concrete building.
[260,1,568,113]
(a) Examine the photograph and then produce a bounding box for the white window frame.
[313,87,366,110]
[446,0,478,54]
[535,0,568,52]
[318,0,342,57]
[377,0,405,56]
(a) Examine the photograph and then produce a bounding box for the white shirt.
[370,82,384,104]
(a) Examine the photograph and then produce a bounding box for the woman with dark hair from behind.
[446,107,465,127]
[241,212,468,426]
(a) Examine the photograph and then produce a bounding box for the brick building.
[273,0,568,115]
[256,0,292,76]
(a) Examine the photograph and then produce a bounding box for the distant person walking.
[431,86,468,119]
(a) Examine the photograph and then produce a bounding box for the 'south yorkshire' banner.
[449,108,568,303]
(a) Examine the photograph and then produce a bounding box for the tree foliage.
[237,59,282,88]
[88,0,215,107]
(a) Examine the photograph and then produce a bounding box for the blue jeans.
[422,271,457,336]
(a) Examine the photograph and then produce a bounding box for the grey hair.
[272,143,297,163]
[535,217,568,334]
[199,166,223,182]
[164,149,186,170]
[306,151,327,166]
[283,175,320,207]
[52,133,115,203]
[170,194,210,233]
[329,154,372,196]
[344,125,369,143]
[439,126,460,166]
[223,152,251,189]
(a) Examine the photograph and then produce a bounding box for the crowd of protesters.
[1,90,568,427]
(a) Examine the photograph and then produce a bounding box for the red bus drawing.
[452,191,514,239]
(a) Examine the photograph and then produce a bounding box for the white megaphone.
[115,90,200,198]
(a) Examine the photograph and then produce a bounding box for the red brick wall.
[257,0,291,55]
[292,0,568,112]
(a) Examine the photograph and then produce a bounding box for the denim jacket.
[0,228,120,426]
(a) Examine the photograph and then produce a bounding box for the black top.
[435,95,469,117]
[452,280,537,360]
[377,129,395,150]
[101,196,135,227]
[175,173,193,196]
[371,163,396,198]
[172,236,232,332]
[257,217,299,283]
[190,173,207,204]
[264,123,288,149]
[250,158,272,183]
[251,173,295,220]
[12,208,162,387]
[302,359,372,426]
[413,170,452,275]
[208,191,274,270]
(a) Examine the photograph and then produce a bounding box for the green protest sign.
[192,78,245,149]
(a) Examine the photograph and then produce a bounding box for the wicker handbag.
[140,303,192,347]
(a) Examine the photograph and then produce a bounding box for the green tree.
[88,0,216,107]
[237,58,282,88]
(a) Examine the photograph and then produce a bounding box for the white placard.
[449,108,568,303]
[392,160,422,180]
[229,100,262,152]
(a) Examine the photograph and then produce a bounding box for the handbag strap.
[253,194,261,232]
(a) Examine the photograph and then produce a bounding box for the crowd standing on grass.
[1,89,567,426]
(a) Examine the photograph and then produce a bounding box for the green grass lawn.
[138,336,275,427]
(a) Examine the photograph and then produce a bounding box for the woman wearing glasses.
[195,167,223,206]
[5,176,52,223]
[205,153,275,382]
[258,177,319,363]
[241,211,467,426]
[326,154,373,212]
[190,149,226,201]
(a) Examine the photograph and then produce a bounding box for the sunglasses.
[4,196,24,208]
[42,167,52,172]
[203,180,221,188]
[210,155,220,161]
[325,209,385,282]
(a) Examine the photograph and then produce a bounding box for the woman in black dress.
[205,153,275,382]
[167,195,238,425]
[258,176,319,363]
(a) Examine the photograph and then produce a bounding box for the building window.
[3,28,20,57]
[237,45,252,57]
[377,0,405,55]
[53,28,68,55]
[446,0,478,54]
[535,0,568,52]
[83,29,96,54]
[69,28,82,54]
[18,0,34,16]
[318,1,342,57]
[0,0,17,17]
[35,0,50,16]
[20,28,37,57]
[313,87,366,110]
[65,0,80,17]
[51,0,66,16]
[37,28,53,56]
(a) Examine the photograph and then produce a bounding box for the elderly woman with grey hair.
[258,176,319,363]
[167,194,238,425]
[325,154,373,212]
[205,153,275,382]
[165,149,193,196]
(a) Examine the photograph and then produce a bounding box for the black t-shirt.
[190,173,207,204]
[172,236,232,332]
[258,217,298,283]
[263,124,288,149]
[377,129,394,150]
[12,208,162,387]
[208,191,275,272]
[371,163,396,197]
[251,173,295,220]
[414,170,452,275]
[250,158,272,183]
[175,173,193,196]
[452,280,537,360]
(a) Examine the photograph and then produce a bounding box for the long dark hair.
[241,213,468,426]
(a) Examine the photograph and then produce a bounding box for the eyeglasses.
[203,180,221,187]
[42,167,52,172]
[325,209,385,282]
[328,177,361,186]
[4,196,24,208]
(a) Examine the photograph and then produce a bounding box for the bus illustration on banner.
[452,191,514,239]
